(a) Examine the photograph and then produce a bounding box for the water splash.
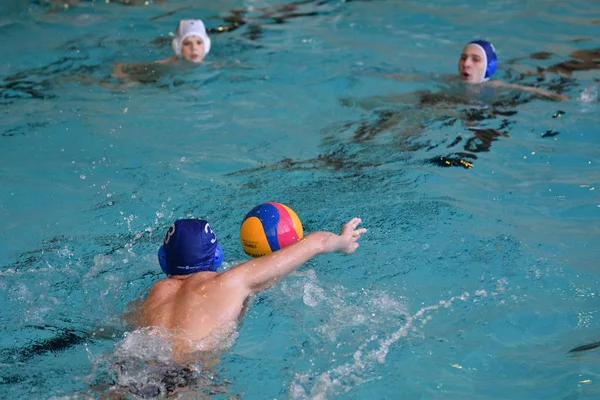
[85,325,239,399]
[280,271,494,399]
[578,84,598,103]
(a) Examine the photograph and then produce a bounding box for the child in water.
[112,19,211,82]
[344,39,569,116]
[337,39,570,147]
[457,40,569,101]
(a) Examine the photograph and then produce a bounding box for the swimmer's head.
[458,40,497,83]
[157,219,223,276]
[172,19,211,63]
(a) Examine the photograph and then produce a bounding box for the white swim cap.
[172,19,211,57]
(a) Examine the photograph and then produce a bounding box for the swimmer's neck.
[463,80,493,93]
[166,272,218,280]
[156,56,204,65]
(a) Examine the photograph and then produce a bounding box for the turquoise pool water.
[1,0,599,398]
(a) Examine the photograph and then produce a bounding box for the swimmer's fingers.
[340,217,362,236]
[348,217,362,229]
[340,240,360,255]
[337,218,367,254]
[353,227,368,239]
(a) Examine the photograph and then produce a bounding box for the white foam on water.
[85,323,239,398]
[281,271,491,399]
[578,84,598,104]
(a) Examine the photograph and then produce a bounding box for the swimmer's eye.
[183,39,203,46]
[472,56,482,63]
[460,54,468,61]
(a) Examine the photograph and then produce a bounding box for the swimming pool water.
[1,0,599,399]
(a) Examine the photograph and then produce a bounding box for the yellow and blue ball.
[240,202,303,257]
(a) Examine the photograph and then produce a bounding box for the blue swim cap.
[157,219,223,275]
[468,40,498,81]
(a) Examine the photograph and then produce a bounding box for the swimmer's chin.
[181,55,204,63]
[460,74,480,84]
[156,56,204,65]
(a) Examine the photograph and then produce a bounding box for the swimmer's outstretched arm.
[112,62,134,80]
[224,218,367,294]
[489,80,569,101]
[111,56,178,82]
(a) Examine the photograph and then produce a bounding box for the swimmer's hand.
[323,217,367,255]
[554,93,570,102]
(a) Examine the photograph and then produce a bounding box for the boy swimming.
[128,217,366,357]
[459,40,569,101]
[380,39,569,101]
[99,217,366,397]
[340,39,569,145]
[112,19,211,82]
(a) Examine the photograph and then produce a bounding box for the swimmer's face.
[181,35,206,63]
[458,44,486,83]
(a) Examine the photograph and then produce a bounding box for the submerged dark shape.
[529,51,554,60]
[541,130,559,138]
[544,48,600,76]
[428,154,475,169]
[0,324,127,364]
[569,341,600,353]
[510,48,600,78]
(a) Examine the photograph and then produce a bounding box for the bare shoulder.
[208,265,257,295]
[147,278,180,297]
[133,279,179,326]
[214,267,248,288]
[180,271,243,293]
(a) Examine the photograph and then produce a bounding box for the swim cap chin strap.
[158,244,223,275]
[469,40,498,82]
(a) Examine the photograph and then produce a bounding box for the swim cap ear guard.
[213,244,223,268]
[469,40,498,81]
[158,245,167,274]
[158,244,223,275]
